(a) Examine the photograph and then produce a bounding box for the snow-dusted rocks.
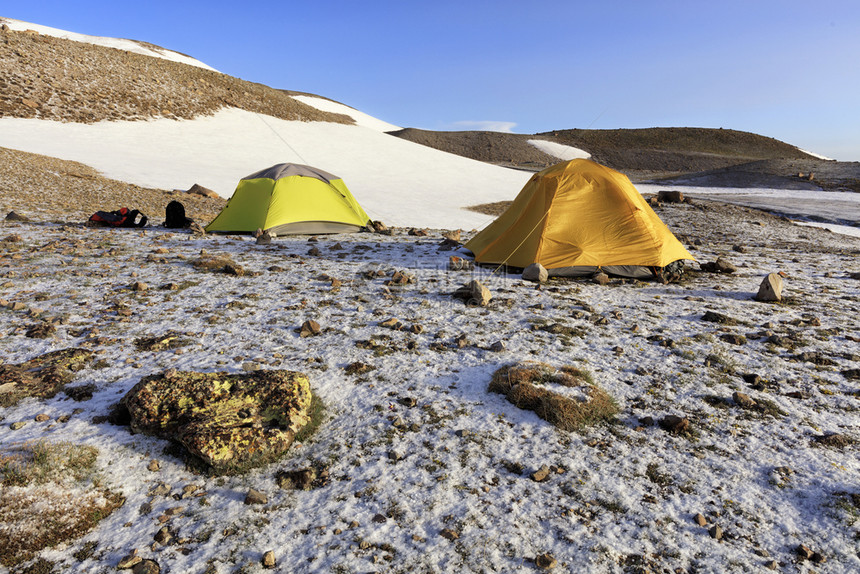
[0,196,858,572]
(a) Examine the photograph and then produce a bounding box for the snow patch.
[527,139,591,160]
[291,95,401,132]
[798,148,834,161]
[0,108,530,229]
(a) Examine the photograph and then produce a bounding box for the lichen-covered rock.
[0,348,93,407]
[121,369,312,473]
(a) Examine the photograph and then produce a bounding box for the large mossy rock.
[0,348,93,407]
[122,369,312,474]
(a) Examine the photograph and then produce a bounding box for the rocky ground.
[0,197,858,573]
[0,25,351,125]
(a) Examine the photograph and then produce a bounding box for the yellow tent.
[464,159,694,278]
[205,163,370,235]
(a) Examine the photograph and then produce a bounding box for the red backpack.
[88,207,148,228]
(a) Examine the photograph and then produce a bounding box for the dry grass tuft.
[190,253,237,271]
[1,440,98,487]
[489,363,618,431]
[0,485,124,568]
[0,441,124,568]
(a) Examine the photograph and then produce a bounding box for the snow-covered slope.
[293,95,402,133]
[0,108,532,229]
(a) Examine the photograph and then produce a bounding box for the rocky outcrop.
[186,183,218,199]
[121,369,313,473]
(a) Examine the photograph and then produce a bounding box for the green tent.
[205,163,371,235]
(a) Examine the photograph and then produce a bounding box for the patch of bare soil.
[0,147,225,224]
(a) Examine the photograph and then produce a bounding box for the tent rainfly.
[205,163,370,235]
[464,159,694,278]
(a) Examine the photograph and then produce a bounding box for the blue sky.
[6,1,860,160]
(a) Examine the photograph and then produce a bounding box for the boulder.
[298,319,319,337]
[441,229,461,242]
[438,237,460,250]
[535,553,558,569]
[657,190,685,203]
[700,257,737,273]
[530,465,551,482]
[659,415,690,434]
[368,220,390,234]
[732,391,757,409]
[592,272,610,285]
[262,550,276,569]
[755,273,784,302]
[186,183,219,199]
[448,256,474,271]
[121,369,313,473]
[5,211,30,222]
[522,263,548,283]
[276,468,317,490]
[453,280,491,306]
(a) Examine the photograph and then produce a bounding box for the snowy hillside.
[0,107,534,229]
[0,18,573,230]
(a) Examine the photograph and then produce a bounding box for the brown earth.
[0,26,352,125]
[387,128,563,171]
